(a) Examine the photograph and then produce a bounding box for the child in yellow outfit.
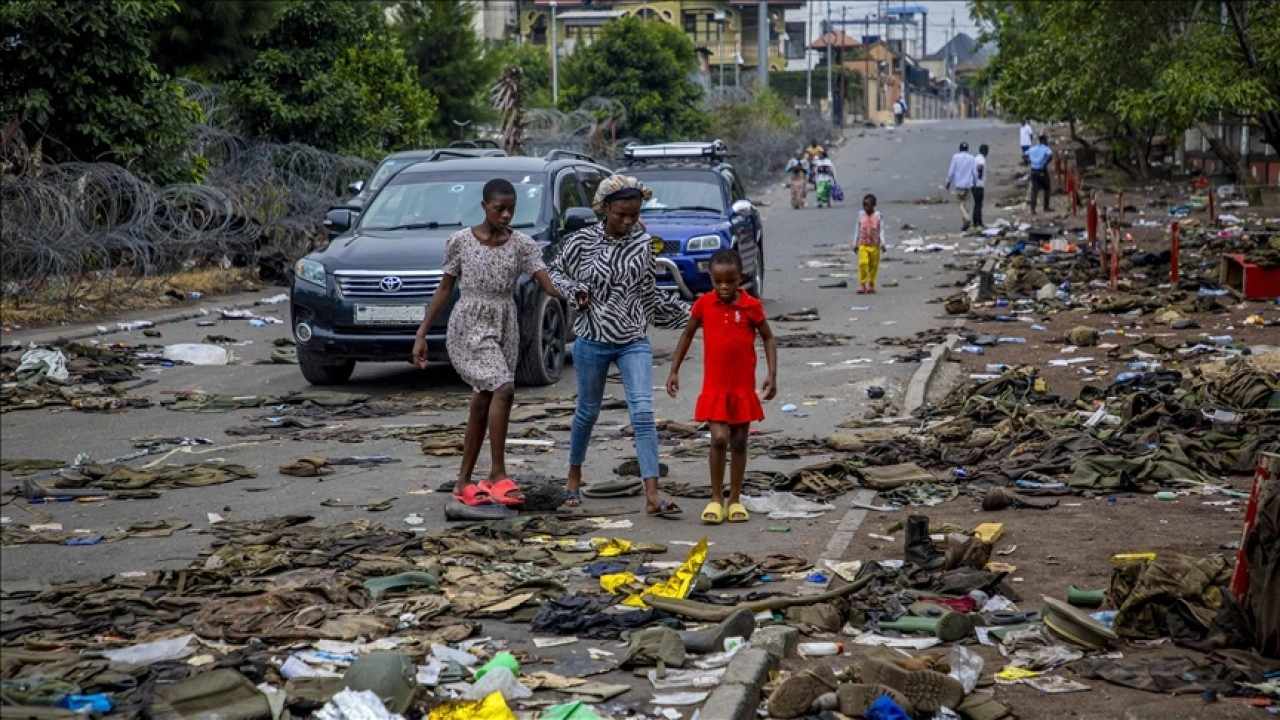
[853,194,884,294]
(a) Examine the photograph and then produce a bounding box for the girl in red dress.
[667,249,778,524]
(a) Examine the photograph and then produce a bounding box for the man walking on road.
[1026,135,1053,214]
[1019,121,1033,164]
[945,142,978,232]
[894,97,906,126]
[973,144,988,229]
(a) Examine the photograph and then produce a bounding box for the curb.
[700,648,778,720]
[1,292,282,347]
[898,322,964,419]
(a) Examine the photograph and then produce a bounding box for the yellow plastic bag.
[599,572,640,595]
[623,536,707,608]
[591,538,633,558]
[994,666,1041,683]
[428,693,516,720]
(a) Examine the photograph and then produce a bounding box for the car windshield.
[631,172,726,214]
[359,172,546,230]
[365,156,434,193]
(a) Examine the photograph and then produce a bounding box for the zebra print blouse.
[548,222,689,344]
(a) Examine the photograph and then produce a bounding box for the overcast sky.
[806,1,988,56]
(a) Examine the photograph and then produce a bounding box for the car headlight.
[686,234,723,252]
[295,259,326,287]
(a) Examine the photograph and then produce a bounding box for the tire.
[516,291,566,386]
[298,348,355,385]
[747,236,765,299]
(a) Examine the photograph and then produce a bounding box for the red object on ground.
[1170,221,1180,285]
[1087,200,1098,248]
[1220,253,1280,299]
[1230,452,1280,600]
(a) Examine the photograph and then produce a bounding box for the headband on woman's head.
[592,175,652,213]
[603,187,645,204]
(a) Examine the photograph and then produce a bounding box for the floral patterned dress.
[442,228,546,391]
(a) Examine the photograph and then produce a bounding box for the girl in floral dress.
[413,179,566,507]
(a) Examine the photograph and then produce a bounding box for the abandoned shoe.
[679,608,756,654]
[904,514,945,570]
[766,666,840,719]
[836,683,916,718]
[888,651,951,675]
[613,458,670,478]
[859,659,964,714]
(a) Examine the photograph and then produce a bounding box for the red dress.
[692,290,766,425]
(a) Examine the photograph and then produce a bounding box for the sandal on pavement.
[647,498,682,518]
[479,478,525,507]
[453,484,494,506]
[726,502,750,523]
[563,490,582,507]
[701,501,725,524]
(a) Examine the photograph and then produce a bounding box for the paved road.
[0,119,1019,584]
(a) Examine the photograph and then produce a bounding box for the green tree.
[973,0,1280,184]
[151,0,284,78]
[221,0,436,157]
[396,0,492,141]
[0,0,201,184]
[559,16,709,142]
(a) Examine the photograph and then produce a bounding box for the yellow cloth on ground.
[623,536,708,608]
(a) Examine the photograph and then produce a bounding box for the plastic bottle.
[960,346,985,355]
[1114,372,1140,383]
[986,364,1011,373]
[797,642,844,657]
[1208,335,1233,345]
[994,314,1017,322]
[1127,361,1160,371]
[995,299,1009,308]
[997,337,1027,344]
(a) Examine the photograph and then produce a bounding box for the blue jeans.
[569,337,660,479]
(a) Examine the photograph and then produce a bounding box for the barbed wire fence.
[1,82,372,307]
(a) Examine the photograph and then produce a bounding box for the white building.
[471,0,519,43]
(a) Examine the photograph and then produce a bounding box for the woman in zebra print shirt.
[548,175,691,517]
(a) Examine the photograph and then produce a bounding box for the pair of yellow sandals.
[702,501,750,524]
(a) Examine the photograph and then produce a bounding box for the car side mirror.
[324,207,358,236]
[346,180,365,195]
[563,207,597,233]
[731,199,754,216]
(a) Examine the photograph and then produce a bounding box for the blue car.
[621,141,765,299]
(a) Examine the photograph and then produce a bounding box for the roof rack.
[544,149,597,163]
[450,139,501,149]
[623,140,729,163]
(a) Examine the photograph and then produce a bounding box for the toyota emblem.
[379,276,403,292]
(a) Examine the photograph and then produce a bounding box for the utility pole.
[806,0,814,105]
[717,12,725,89]
[949,11,956,118]
[825,1,833,105]
[550,0,559,105]
[757,0,769,87]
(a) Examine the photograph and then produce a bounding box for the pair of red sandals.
[453,478,524,507]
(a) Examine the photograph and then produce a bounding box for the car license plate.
[353,304,423,325]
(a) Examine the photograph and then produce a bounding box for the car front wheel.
[298,349,356,385]
[516,291,566,386]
